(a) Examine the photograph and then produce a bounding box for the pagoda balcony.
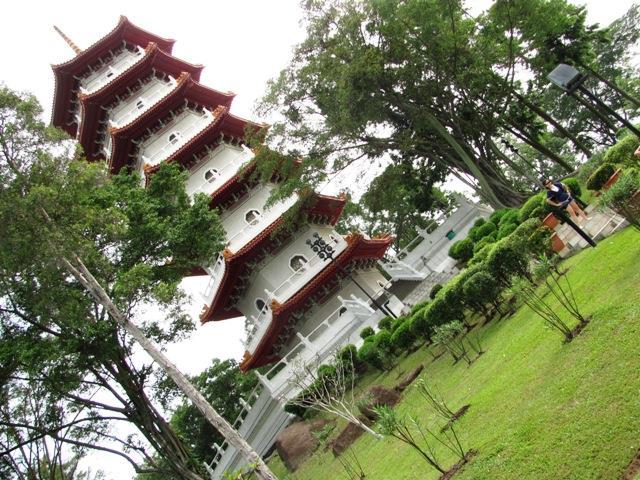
[138,108,215,168]
[106,76,177,129]
[224,194,298,254]
[200,254,226,305]
[185,145,253,200]
[80,44,146,95]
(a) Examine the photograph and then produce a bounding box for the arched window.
[168,131,181,145]
[289,254,308,272]
[136,99,145,110]
[255,298,267,313]
[245,209,261,226]
[338,306,347,317]
[204,168,219,183]
[377,280,387,289]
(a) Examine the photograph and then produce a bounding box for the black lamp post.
[547,63,640,138]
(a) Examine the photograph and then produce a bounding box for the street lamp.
[548,63,640,138]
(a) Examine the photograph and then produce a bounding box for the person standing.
[541,177,589,224]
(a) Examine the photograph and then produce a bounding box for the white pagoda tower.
[51,17,402,478]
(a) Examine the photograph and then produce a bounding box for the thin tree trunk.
[571,91,618,135]
[579,62,640,109]
[63,255,278,480]
[503,123,574,173]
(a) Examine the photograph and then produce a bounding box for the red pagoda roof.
[199,193,348,323]
[52,16,180,137]
[240,233,393,371]
[106,72,240,173]
[77,43,210,158]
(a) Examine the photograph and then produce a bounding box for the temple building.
[51,16,408,478]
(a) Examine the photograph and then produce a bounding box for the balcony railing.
[189,147,253,199]
[81,46,145,94]
[200,255,225,304]
[140,110,214,166]
[108,78,176,128]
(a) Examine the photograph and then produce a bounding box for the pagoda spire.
[53,26,82,55]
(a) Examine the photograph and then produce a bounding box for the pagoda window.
[168,131,182,145]
[289,255,308,273]
[136,99,145,110]
[204,168,219,183]
[245,209,262,226]
[255,298,267,314]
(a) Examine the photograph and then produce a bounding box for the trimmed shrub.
[378,316,395,331]
[448,238,474,262]
[562,177,582,198]
[468,243,494,266]
[586,163,615,191]
[485,236,531,285]
[337,344,361,370]
[411,299,430,315]
[473,234,496,254]
[473,217,486,228]
[357,339,385,370]
[518,192,546,223]
[429,284,443,299]
[604,134,640,168]
[599,168,640,230]
[463,270,502,312]
[359,326,375,340]
[409,309,431,339]
[497,222,518,240]
[473,221,497,241]
[390,318,415,351]
[498,208,520,227]
[488,209,509,225]
[317,364,337,381]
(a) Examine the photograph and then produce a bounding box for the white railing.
[189,148,253,198]
[200,255,226,304]
[141,110,214,165]
[226,196,297,253]
[245,306,272,354]
[81,46,145,94]
[108,78,176,128]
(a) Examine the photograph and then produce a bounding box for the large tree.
[0,87,277,480]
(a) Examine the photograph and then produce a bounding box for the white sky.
[0,0,635,478]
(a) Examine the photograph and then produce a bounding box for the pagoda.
[51,16,399,477]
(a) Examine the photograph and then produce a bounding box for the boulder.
[275,419,331,471]
[394,364,424,393]
[358,385,401,421]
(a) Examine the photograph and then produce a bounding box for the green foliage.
[448,238,474,262]
[518,192,546,223]
[472,221,498,241]
[586,163,616,191]
[485,237,531,285]
[373,330,393,354]
[497,222,518,240]
[468,243,494,266]
[390,318,415,352]
[599,168,640,230]
[463,270,503,310]
[498,209,521,227]
[429,284,443,300]
[473,217,486,228]
[337,344,362,371]
[473,234,496,254]
[360,326,375,340]
[411,299,431,315]
[357,339,386,371]
[604,134,640,167]
[378,316,395,331]
[562,177,582,198]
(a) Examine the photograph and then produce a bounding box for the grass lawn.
[266,227,640,480]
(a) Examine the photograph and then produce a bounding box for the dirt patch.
[275,419,333,471]
[394,364,424,393]
[358,385,401,421]
[328,417,371,457]
[440,404,471,433]
[622,448,640,480]
[570,316,591,339]
[438,450,477,480]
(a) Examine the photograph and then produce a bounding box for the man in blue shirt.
[541,177,589,224]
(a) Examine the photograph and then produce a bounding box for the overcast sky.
[0,0,635,478]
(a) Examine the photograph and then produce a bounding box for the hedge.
[563,177,582,198]
[586,163,616,191]
[518,192,546,223]
[429,283,443,299]
[390,318,415,351]
[448,238,474,262]
[497,222,518,240]
[604,134,640,168]
[472,221,497,241]
[359,326,375,340]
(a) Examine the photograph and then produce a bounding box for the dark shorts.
[559,196,573,209]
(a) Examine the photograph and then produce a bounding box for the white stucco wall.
[107,76,175,128]
[185,144,253,199]
[80,46,144,94]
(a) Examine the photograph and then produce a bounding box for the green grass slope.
[268,228,640,480]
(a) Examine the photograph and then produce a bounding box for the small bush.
[518,192,546,223]
[488,209,509,225]
[317,364,337,381]
[378,316,395,331]
[473,234,496,254]
[577,151,606,183]
[409,309,431,339]
[511,218,550,256]
[411,299,430,315]
[357,339,386,370]
[473,221,497,241]
[497,222,518,240]
[473,217,486,228]
[359,326,375,340]
[604,134,640,168]
[485,236,531,285]
[586,163,616,191]
[599,168,640,230]
[373,330,393,353]
[448,238,474,262]
[429,284,443,299]
[463,270,502,311]
[562,177,582,198]
[498,208,520,227]
[390,318,415,351]
[337,344,361,370]
[468,243,494,266]
[284,401,308,418]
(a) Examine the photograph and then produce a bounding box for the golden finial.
[53,26,82,55]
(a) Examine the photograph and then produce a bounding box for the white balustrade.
[108,77,176,128]
[188,147,253,199]
[200,255,226,304]
[81,46,145,94]
[140,110,214,166]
